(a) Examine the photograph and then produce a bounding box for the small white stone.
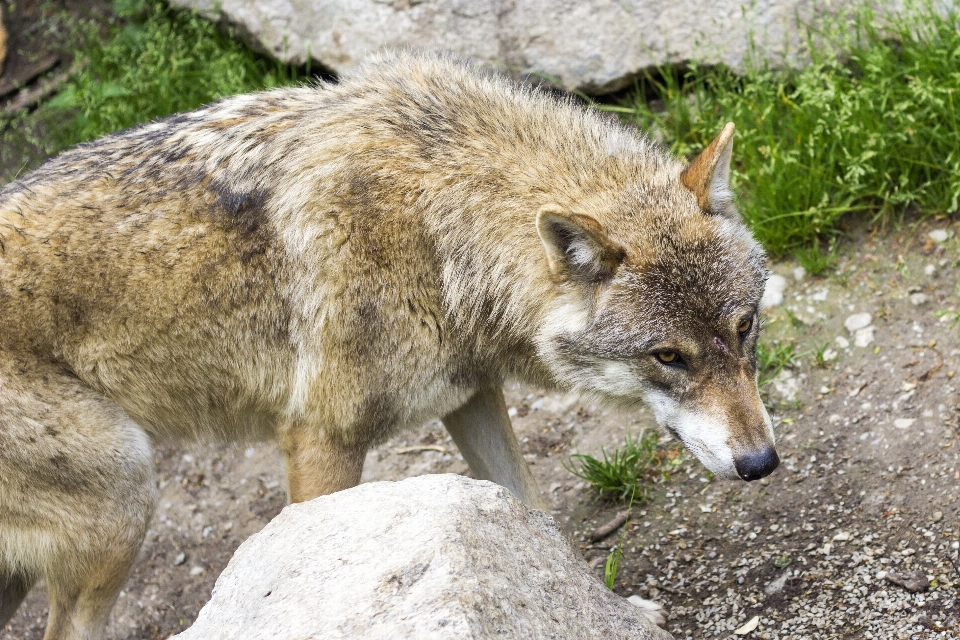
[734,615,760,635]
[190,566,205,576]
[910,293,928,306]
[832,531,851,541]
[245,447,256,458]
[828,414,842,424]
[928,229,951,243]
[853,326,875,347]
[876,570,888,580]
[761,274,787,309]
[772,370,800,403]
[845,312,872,333]
[835,336,850,349]
[924,264,936,276]
[894,418,916,430]
[933,511,943,523]
[174,552,186,566]
[793,266,806,282]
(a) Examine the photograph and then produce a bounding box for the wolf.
[0,51,777,639]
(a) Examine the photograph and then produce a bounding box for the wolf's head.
[536,124,778,481]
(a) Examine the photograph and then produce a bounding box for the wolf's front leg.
[281,428,369,503]
[442,387,547,510]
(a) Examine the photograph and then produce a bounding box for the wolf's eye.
[655,351,678,364]
[738,317,753,334]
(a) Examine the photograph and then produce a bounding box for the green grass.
[1,0,306,180]
[567,430,680,502]
[757,339,797,387]
[611,0,960,257]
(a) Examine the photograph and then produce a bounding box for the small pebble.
[845,312,872,332]
[886,570,929,593]
[928,229,951,243]
[174,552,186,566]
[853,326,875,347]
[909,293,928,306]
[734,615,760,635]
[189,566,205,576]
[761,274,787,309]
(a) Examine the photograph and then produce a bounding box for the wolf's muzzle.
[734,447,780,481]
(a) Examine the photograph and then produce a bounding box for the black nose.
[734,447,780,481]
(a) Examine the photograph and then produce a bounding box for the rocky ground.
[3,221,959,640]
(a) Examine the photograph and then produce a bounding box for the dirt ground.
[3,222,958,640]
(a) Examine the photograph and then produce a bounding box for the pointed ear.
[681,122,736,216]
[536,205,625,284]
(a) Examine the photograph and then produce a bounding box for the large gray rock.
[172,474,672,640]
[168,0,873,93]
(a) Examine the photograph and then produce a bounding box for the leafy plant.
[610,0,960,256]
[757,339,797,387]
[2,0,308,180]
[796,239,839,276]
[604,543,622,589]
[812,342,836,368]
[567,430,679,501]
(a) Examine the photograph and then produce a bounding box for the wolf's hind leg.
[0,571,34,629]
[0,356,156,640]
[442,386,546,510]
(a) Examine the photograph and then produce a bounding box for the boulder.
[172,474,672,640]
[167,0,878,94]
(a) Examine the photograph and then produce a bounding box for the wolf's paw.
[626,595,666,627]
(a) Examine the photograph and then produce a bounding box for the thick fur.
[0,52,772,638]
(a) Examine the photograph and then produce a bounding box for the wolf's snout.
[734,447,780,481]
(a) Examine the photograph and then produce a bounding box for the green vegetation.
[2,0,306,180]
[611,1,960,258]
[567,430,680,502]
[757,339,797,388]
[603,486,636,590]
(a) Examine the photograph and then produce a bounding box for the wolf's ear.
[536,205,625,284]
[681,122,736,217]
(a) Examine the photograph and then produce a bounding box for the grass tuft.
[613,1,960,257]
[567,430,680,502]
[757,339,797,387]
[1,0,307,180]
